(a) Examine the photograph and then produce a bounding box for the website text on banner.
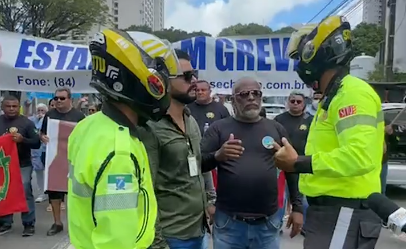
[172,35,311,96]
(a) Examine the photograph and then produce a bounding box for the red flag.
[0,134,28,216]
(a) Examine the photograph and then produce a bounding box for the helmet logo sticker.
[92,32,105,44]
[147,75,165,99]
[106,65,119,79]
[113,82,123,92]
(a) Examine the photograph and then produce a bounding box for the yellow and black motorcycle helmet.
[89,29,183,122]
[287,16,354,90]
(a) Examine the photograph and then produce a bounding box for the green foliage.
[124,25,212,42]
[368,64,406,82]
[124,23,296,42]
[273,26,296,34]
[218,23,273,36]
[0,0,108,38]
[352,22,385,57]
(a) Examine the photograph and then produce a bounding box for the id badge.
[188,155,198,177]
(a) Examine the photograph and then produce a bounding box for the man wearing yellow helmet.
[67,29,182,249]
[273,16,383,248]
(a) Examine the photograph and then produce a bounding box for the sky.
[164,0,364,36]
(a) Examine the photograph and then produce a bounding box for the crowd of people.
[0,15,398,249]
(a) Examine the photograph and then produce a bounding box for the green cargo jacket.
[139,110,215,249]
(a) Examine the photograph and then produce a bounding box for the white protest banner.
[44,118,76,192]
[0,31,156,93]
[0,31,93,93]
[0,30,310,96]
[172,35,312,96]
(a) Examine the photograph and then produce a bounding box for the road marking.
[51,235,71,249]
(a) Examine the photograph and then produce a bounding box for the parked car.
[262,103,286,119]
[383,103,406,186]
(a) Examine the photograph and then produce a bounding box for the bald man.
[200,77,303,249]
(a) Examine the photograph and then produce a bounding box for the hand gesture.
[12,133,24,143]
[286,212,303,238]
[273,137,298,172]
[385,125,393,135]
[214,134,244,162]
[40,134,49,144]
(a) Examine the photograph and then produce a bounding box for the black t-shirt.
[187,101,230,135]
[41,108,85,134]
[274,112,313,155]
[201,117,301,215]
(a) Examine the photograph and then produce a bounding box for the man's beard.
[171,92,196,104]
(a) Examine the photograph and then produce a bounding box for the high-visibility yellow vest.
[301,75,384,198]
[67,112,157,249]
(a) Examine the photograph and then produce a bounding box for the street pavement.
[2,179,406,249]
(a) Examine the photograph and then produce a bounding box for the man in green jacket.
[148,49,213,249]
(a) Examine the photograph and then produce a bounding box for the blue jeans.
[0,166,36,226]
[201,232,210,249]
[165,235,204,249]
[381,162,388,195]
[213,209,281,249]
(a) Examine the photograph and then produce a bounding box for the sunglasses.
[176,70,198,82]
[235,90,263,98]
[53,96,66,101]
[290,99,303,104]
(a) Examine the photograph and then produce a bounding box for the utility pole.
[385,0,396,82]
[379,0,387,65]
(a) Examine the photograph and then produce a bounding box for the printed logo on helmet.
[147,74,165,99]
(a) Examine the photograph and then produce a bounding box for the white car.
[383,103,406,186]
[262,103,286,119]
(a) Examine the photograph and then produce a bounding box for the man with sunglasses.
[40,87,85,236]
[274,90,312,236]
[149,49,213,249]
[200,77,303,249]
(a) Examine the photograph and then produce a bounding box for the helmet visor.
[286,24,317,60]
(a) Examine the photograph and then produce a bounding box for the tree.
[0,0,108,38]
[368,64,406,82]
[124,25,212,42]
[218,23,273,36]
[124,24,152,33]
[352,22,385,57]
[273,26,296,34]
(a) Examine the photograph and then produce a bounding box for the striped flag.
[44,118,77,192]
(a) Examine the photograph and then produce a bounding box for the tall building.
[362,0,385,25]
[109,0,164,31]
[58,0,164,44]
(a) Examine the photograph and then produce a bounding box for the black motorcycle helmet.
[287,16,354,90]
[89,29,182,122]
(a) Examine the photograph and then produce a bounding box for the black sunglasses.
[53,96,66,101]
[290,99,303,104]
[177,70,198,82]
[235,90,263,98]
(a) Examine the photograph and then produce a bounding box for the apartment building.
[58,0,164,44]
[362,0,386,25]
